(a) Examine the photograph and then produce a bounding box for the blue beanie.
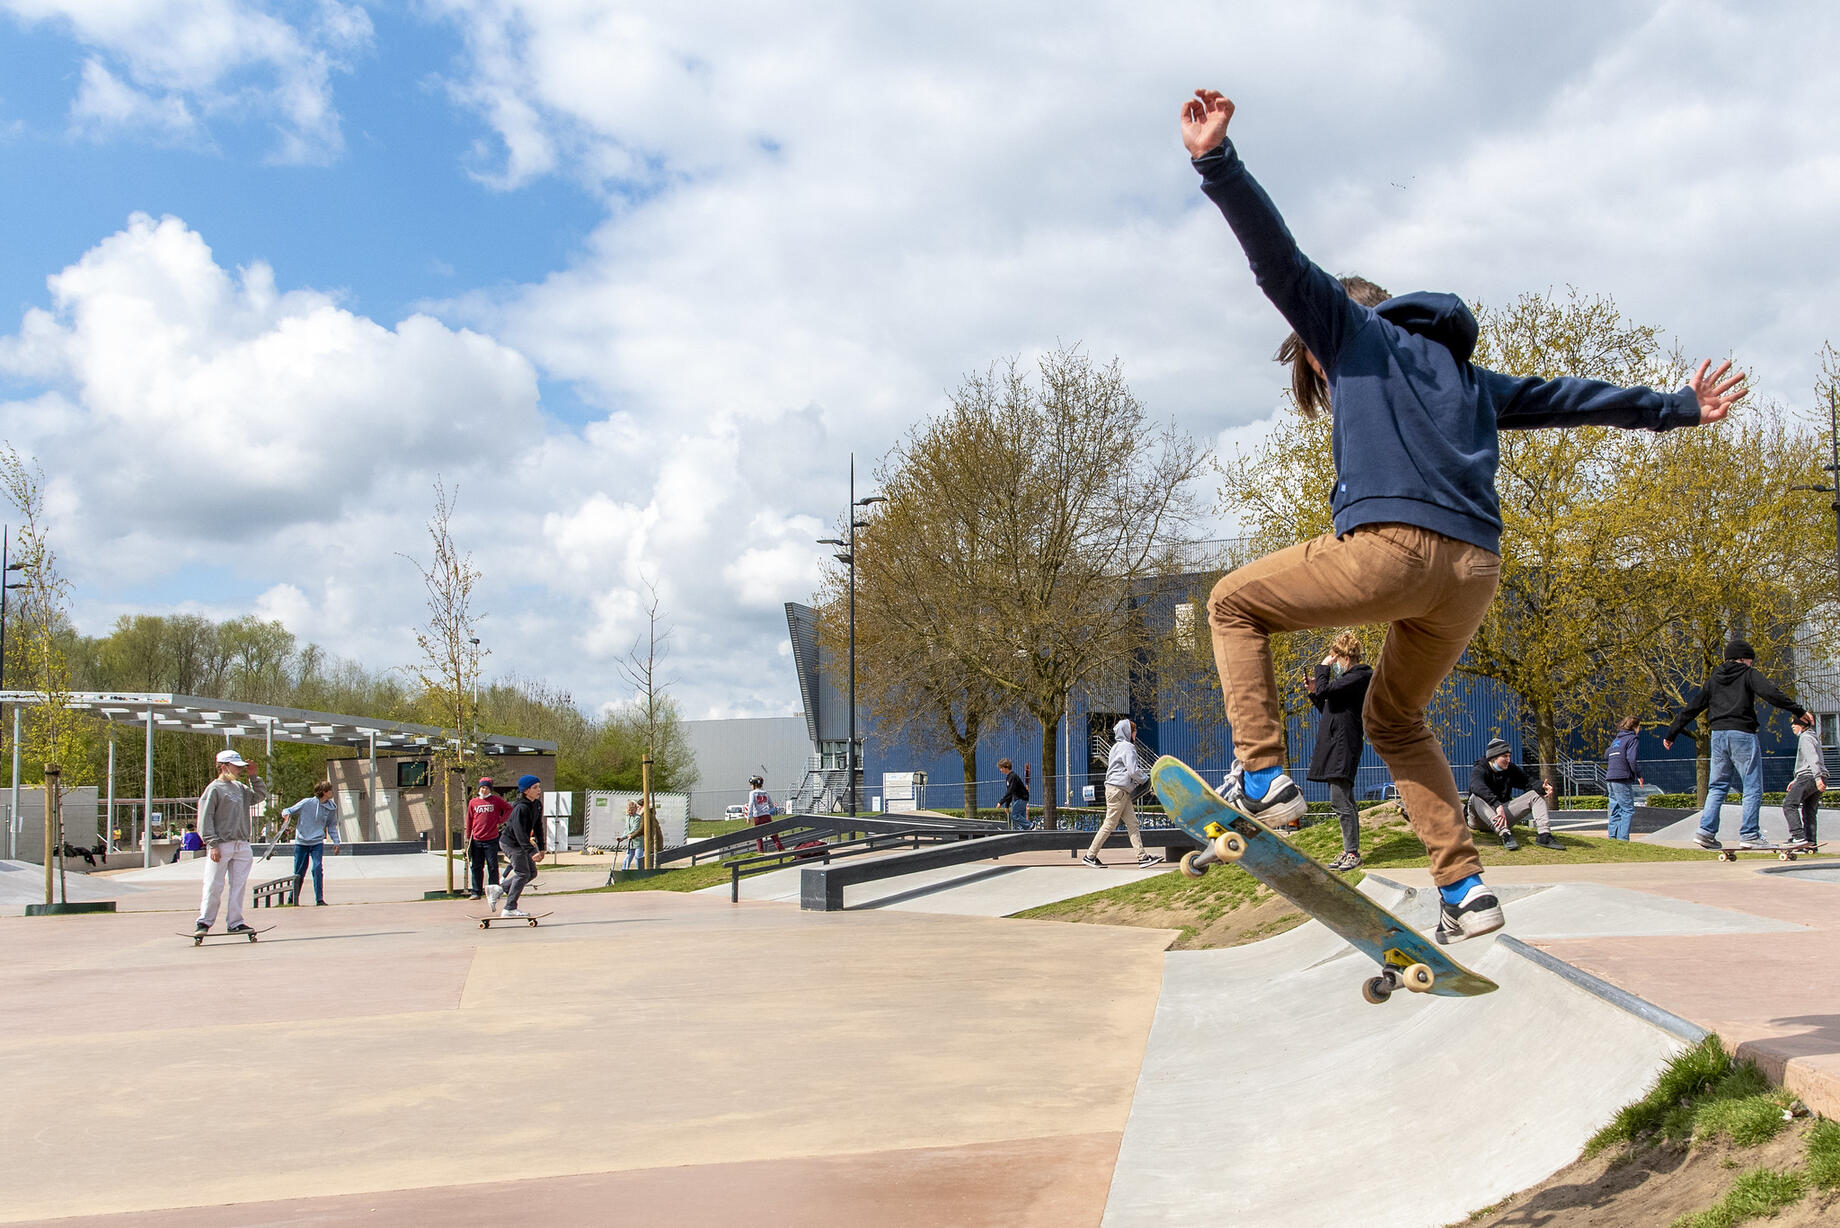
[517,774,541,791]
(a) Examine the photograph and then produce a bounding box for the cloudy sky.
[1,1,1836,719]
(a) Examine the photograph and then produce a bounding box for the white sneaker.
[485,885,503,906]
[501,907,529,918]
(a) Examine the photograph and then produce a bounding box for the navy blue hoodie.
[1195,140,1701,553]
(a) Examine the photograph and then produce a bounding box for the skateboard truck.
[1362,952,1436,1003]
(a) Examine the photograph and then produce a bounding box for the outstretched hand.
[1181,89,1234,158]
[1689,359,1747,423]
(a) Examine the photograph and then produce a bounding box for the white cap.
[216,750,249,767]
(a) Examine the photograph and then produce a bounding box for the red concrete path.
[1388,860,1840,1118]
[24,1135,1120,1227]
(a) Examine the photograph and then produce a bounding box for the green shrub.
[1807,1119,1840,1190]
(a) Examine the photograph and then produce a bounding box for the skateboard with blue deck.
[1151,756,1497,1003]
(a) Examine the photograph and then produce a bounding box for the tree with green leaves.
[1,446,94,904]
[833,346,1204,828]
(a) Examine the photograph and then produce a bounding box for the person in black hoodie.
[997,758,1032,829]
[1180,88,1745,945]
[1663,641,1812,849]
[1306,631,1372,871]
[494,774,548,918]
[1468,739,1560,851]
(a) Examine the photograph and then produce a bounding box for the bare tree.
[617,577,672,867]
[403,479,486,897]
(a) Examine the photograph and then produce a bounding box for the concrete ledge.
[25,900,117,916]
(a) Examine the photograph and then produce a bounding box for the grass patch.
[1014,820,1351,929]
[1807,1119,1840,1190]
[1020,813,1731,939]
[1587,1037,1744,1155]
[552,862,734,894]
[687,819,748,838]
[1670,1166,1806,1228]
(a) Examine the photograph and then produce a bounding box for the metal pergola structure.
[0,691,558,867]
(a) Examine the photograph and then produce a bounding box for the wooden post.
[442,760,457,896]
[42,763,59,907]
[641,752,656,870]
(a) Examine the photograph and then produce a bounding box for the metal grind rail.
[663,812,1004,867]
[724,829,965,901]
[799,828,1206,911]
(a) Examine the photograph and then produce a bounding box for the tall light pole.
[0,528,26,856]
[468,637,482,756]
[817,453,885,816]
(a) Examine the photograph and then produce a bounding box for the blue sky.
[1,1,1838,720]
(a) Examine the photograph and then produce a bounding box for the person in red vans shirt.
[466,777,511,900]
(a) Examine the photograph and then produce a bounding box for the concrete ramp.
[1645,802,1840,847]
[1103,879,1705,1228]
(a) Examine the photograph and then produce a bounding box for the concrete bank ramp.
[1645,802,1840,847]
[1103,877,1706,1228]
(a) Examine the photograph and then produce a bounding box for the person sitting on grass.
[1467,739,1561,851]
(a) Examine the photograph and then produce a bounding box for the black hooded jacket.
[1307,663,1372,782]
[1664,662,1801,740]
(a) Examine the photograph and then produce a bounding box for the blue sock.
[1438,873,1484,905]
[1243,765,1282,800]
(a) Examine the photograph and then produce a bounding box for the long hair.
[1276,276,1391,418]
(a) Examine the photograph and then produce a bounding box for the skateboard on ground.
[471,912,551,928]
[1715,842,1827,863]
[1150,756,1497,1004]
[179,926,275,947]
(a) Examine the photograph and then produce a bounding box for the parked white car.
[724,804,747,822]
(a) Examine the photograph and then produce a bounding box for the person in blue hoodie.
[1604,717,1644,841]
[1180,88,1747,945]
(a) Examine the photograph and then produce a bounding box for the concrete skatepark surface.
[1644,802,1840,847]
[4,850,1839,1225]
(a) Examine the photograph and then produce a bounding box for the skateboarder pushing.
[194,750,268,936]
[1180,88,1747,943]
[494,775,547,918]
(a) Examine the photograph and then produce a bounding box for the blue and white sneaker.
[1434,881,1504,945]
[1221,760,1307,829]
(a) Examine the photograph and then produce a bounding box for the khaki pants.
[1086,786,1144,859]
[1210,524,1500,887]
[1467,791,1551,836]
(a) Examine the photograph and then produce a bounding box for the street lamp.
[816,453,885,816]
[1790,391,1840,600]
[0,529,21,858]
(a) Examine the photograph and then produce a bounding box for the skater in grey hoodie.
[1083,719,1158,868]
[194,749,268,935]
[1783,714,1828,849]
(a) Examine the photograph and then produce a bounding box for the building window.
[1175,601,1201,650]
[397,760,430,788]
[820,741,849,771]
[1820,714,1840,749]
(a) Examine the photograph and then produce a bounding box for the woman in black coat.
[1307,631,1373,871]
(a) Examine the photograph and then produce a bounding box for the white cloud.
[3,0,372,161]
[70,58,198,143]
[12,2,1840,726]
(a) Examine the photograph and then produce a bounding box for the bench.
[252,877,296,907]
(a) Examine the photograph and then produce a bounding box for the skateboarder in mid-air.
[1180,87,1748,943]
